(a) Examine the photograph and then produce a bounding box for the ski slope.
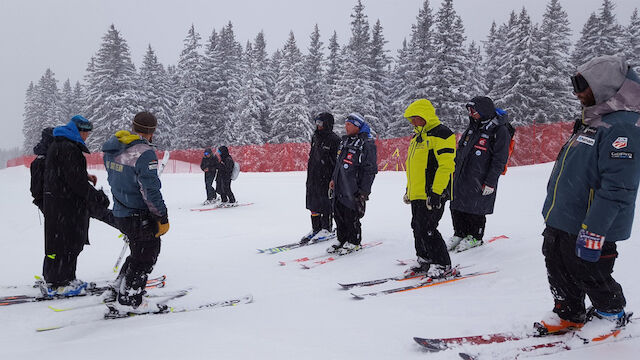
[0,163,639,359]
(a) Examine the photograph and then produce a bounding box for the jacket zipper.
[544,136,578,222]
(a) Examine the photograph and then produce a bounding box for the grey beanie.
[577,55,628,105]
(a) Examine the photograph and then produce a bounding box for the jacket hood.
[218,146,230,158]
[358,122,373,138]
[583,67,640,123]
[315,112,335,132]
[33,127,54,155]
[578,55,628,105]
[102,130,144,154]
[404,99,441,132]
[53,121,89,152]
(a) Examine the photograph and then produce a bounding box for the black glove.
[96,189,110,208]
[426,192,442,210]
[356,193,369,218]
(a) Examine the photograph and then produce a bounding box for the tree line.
[22,0,640,153]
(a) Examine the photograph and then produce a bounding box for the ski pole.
[112,234,129,273]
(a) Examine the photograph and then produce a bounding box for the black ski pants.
[542,226,625,323]
[411,200,451,266]
[115,214,161,306]
[42,252,80,287]
[218,179,236,203]
[204,173,216,201]
[451,209,486,240]
[334,200,361,246]
[311,212,333,232]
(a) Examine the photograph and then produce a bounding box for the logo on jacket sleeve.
[576,135,595,146]
[148,160,158,170]
[612,137,628,149]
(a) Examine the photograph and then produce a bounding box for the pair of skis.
[341,265,498,299]
[190,202,254,212]
[0,275,166,307]
[36,290,253,332]
[414,316,639,359]
[257,232,337,254]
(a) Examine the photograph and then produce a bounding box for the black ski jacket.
[450,113,510,215]
[200,155,219,181]
[332,132,378,210]
[306,128,340,213]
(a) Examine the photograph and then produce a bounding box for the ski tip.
[36,325,63,332]
[256,249,265,253]
[300,264,310,270]
[337,283,351,290]
[278,261,286,266]
[350,293,365,300]
[458,353,478,360]
[48,305,67,312]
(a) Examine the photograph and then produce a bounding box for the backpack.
[496,108,516,175]
[231,161,241,180]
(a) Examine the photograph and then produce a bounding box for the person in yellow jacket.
[403,99,456,279]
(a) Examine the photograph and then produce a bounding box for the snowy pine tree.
[174,25,205,149]
[304,24,329,116]
[84,25,140,151]
[60,79,75,122]
[483,22,502,95]
[268,31,312,143]
[427,0,469,131]
[572,13,600,68]
[139,45,176,149]
[535,0,577,123]
[407,0,435,102]
[36,68,63,129]
[593,0,624,57]
[330,0,377,132]
[22,82,40,152]
[388,39,413,138]
[369,19,392,137]
[624,9,640,73]
[464,41,488,98]
[205,22,243,145]
[235,40,268,145]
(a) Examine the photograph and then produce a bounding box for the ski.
[457,323,639,359]
[351,269,497,299]
[395,236,508,266]
[0,275,166,306]
[338,265,473,290]
[46,287,183,313]
[259,232,337,255]
[190,202,254,212]
[298,241,384,270]
[36,293,253,332]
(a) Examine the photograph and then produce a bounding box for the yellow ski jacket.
[404,99,456,200]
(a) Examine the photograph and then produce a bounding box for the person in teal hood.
[537,56,640,335]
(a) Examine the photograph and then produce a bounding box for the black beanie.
[133,112,157,134]
[467,96,496,121]
[315,112,335,131]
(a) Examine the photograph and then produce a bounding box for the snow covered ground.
[1,163,639,359]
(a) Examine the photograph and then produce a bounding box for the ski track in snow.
[0,163,638,359]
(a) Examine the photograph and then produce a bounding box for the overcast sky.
[1,0,637,150]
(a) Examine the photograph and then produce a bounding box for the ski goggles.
[315,119,324,127]
[204,151,211,156]
[571,73,589,94]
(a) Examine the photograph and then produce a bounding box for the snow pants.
[334,200,361,246]
[542,226,625,323]
[411,200,451,266]
[311,212,333,232]
[42,252,80,287]
[218,179,235,203]
[451,209,486,240]
[204,173,216,201]
[115,214,161,307]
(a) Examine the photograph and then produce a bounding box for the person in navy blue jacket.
[537,56,640,334]
[103,111,169,314]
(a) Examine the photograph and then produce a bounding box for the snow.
[1,163,639,359]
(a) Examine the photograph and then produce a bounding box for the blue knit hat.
[345,113,366,128]
[70,115,93,131]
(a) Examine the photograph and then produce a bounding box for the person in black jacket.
[41,115,110,297]
[30,127,54,212]
[216,145,237,206]
[301,112,341,244]
[200,148,219,205]
[326,113,377,255]
[447,96,511,252]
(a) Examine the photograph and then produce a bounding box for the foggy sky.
[0,0,637,149]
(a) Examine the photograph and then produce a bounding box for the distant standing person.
[200,148,219,205]
[447,96,511,252]
[41,116,109,297]
[216,146,237,207]
[301,112,340,244]
[537,56,640,334]
[103,111,170,314]
[402,99,456,279]
[326,113,377,255]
